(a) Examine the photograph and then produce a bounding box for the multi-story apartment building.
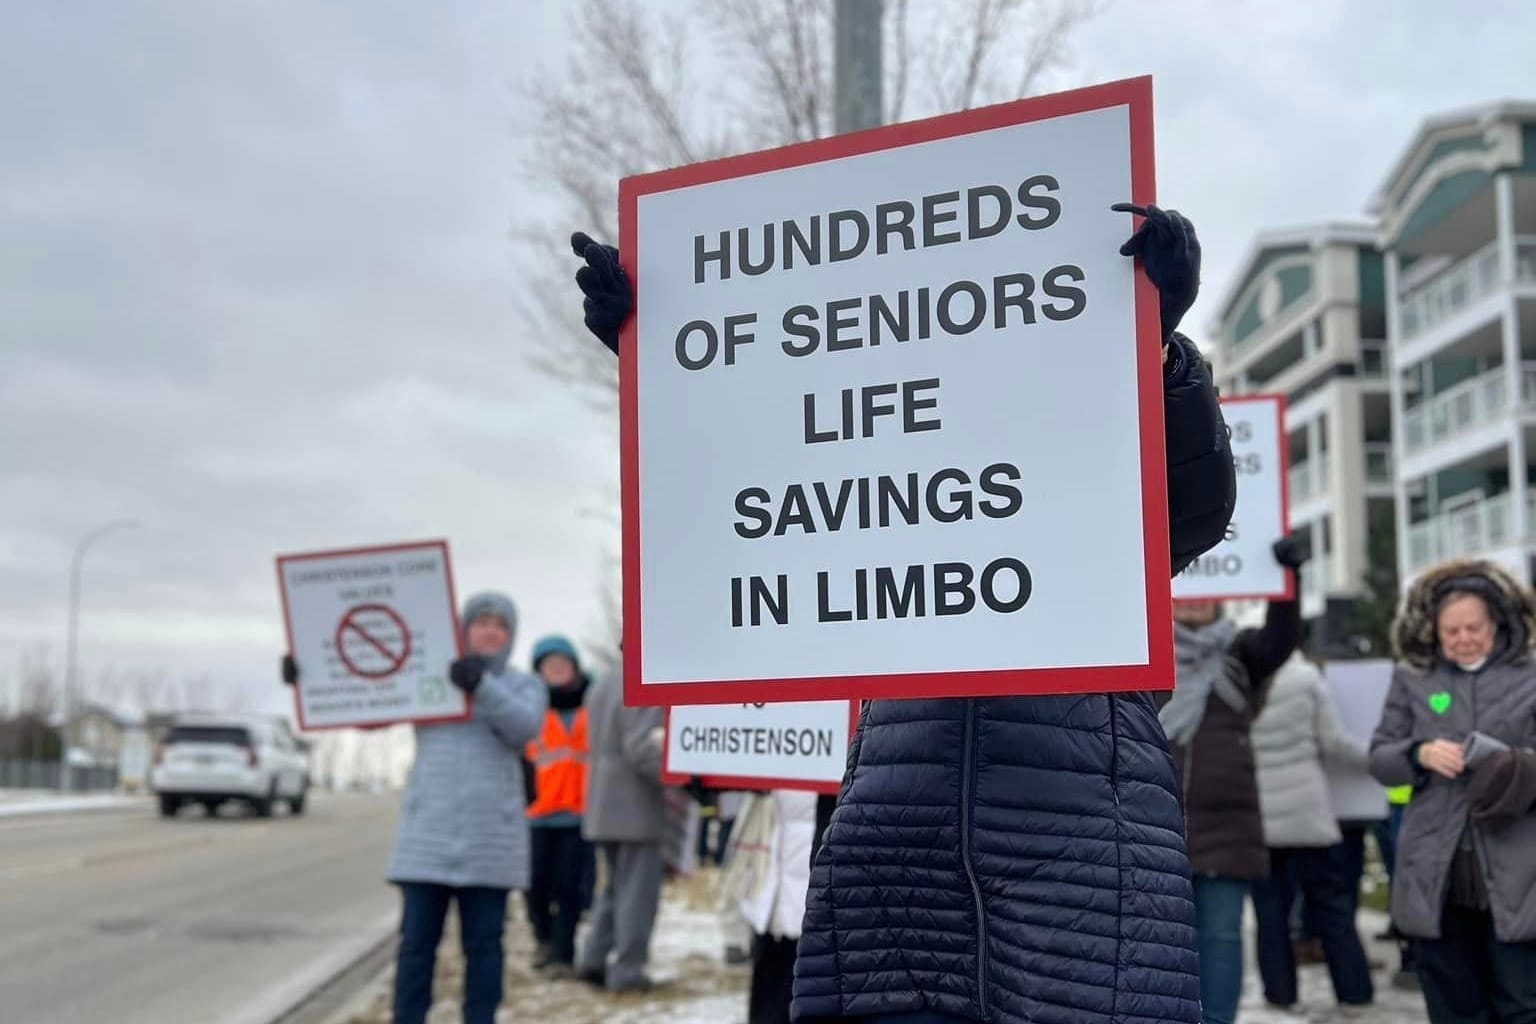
[1209,224,1393,646]
[1372,102,1536,587]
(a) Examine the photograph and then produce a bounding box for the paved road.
[0,793,400,1024]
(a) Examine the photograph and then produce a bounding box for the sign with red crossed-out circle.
[277,539,467,730]
[335,603,413,679]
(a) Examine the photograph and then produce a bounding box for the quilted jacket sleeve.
[1164,332,1237,577]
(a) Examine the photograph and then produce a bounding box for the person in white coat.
[1250,652,1375,1010]
[722,789,817,1024]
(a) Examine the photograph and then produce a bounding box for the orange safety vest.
[525,708,588,819]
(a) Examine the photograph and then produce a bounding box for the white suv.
[152,715,310,818]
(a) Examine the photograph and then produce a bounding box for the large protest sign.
[276,540,468,729]
[620,77,1169,705]
[1324,659,1393,821]
[662,701,858,794]
[1173,394,1292,602]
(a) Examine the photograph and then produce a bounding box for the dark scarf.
[548,675,590,711]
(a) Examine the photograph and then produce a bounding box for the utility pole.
[62,519,139,791]
[834,0,883,134]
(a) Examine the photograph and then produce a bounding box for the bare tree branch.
[886,0,912,124]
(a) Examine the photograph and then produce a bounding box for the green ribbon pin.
[1428,691,1452,715]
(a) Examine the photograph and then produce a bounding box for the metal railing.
[1365,443,1394,483]
[1398,364,1536,454]
[1406,493,1514,572]
[1289,456,1328,505]
[1400,237,1536,339]
[0,760,119,791]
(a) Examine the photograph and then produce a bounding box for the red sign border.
[619,75,1169,706]
[659,701,860,796]
[276,539,468,731]
[1172,393,1296,604]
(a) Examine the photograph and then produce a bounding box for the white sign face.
[621,79,1168,705]
[1324,659,1393,821]
[664,701,854,792]
[1173,395,1291,602]
[276,541,467,729]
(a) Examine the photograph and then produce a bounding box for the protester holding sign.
[1163,538,1302,1024]
[1370,560,1536,1024]
[571,198,1237,1024]
[284,592,546,1024]
[523,634,595,978]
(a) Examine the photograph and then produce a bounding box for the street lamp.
[61,518,140,791]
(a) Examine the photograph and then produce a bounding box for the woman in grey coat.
[385,591,548,1024]
[1251,652,1373,1010]
[1371,560,1536,1024]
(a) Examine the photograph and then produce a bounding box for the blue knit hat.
[530,634,580,672]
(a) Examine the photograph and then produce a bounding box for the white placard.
[664,701,855,792]
[1324,659,1393,821]
[1173,394,1291,601]
[276,541,468,729]
[621,79,1167,705]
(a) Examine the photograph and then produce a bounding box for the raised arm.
[1163,333,1236,576]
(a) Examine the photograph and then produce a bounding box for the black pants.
[524,824,591,965]
[749,934,799,1024]
[393,883,507,1024]
[1252,846,1374,1007]
[1417,906,1536,1024]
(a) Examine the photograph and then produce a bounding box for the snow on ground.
[1237,909,1427,1024]
[341,876,1430,1024]
[0,791,144,818]
[344,870,749,1024]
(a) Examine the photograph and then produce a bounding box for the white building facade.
[1210,224,1393,646]
[1373,104,1536,587]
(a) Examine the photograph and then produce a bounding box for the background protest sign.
[620,77,1170,706]
[1173,394,1292,602]
[1323,658,1393,822]
[662,700,858,795]
[276,540,467,729]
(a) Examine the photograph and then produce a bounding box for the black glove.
[571,231,633,356]
[683,776,713,805]
[1112,203,1201,342]
[449,655,486,695]
[1272,537,1307,570]
[281,655,299,687]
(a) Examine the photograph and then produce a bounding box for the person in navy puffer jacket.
[570,201,1234,1024]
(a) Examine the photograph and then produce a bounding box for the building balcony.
[1289,455,1328,506]
[1401,363,1536,455]
[1399,237,1536,340]
[1365,442,1394,484]
[1404,492,1536,573]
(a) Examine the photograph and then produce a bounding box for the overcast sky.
[2,1,1533,721]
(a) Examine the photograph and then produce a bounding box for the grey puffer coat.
[386,592,548,891]
[1370,560,1536,941]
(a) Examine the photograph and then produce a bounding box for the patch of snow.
[0,792,143,818]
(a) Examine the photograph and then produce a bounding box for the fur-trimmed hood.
[1393,559,1536,670]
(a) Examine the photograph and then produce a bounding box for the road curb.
[265,925,396,1024]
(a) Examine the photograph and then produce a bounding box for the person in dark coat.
[569,202,1237,1024]
[1163,543,1303,1024]
[1370,559,1536,1024]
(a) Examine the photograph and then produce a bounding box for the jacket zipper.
[960,699,990,1018]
